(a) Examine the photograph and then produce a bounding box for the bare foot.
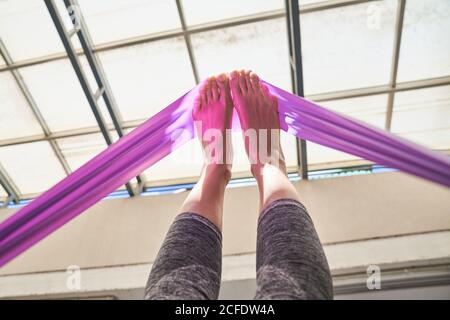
[193,74,234,170]
[229,70,286,176]
[229,70,298,210]
[182,74,233,229]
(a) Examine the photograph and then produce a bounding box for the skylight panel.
[0,71,44,140]
[99,37,196,122]
[397,0,450,82]
[77,0,182,45]
[0,141,67,195]
[19,59,98,132]
[181,0,283,26]
[300,0,396,95]
[391,85,450,150]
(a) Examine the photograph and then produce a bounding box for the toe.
[271,95,278,110]
[229,70,241,95]
[244,70,253,93]
[249,72,260,93]
[261,83,270,98]
[217,73,230,100]
[195,81,207,112]
[205,81,212,104]
[238,70,248,93]
[217,73,229,90]
[193,95,202,118]
[210,77,219,102]
[260,83,277,108]
[200,85,207,107]
[194,92,202,111]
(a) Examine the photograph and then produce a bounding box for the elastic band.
[1,80,448,267]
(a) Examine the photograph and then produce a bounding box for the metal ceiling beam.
[0,0,376,73]
[2,75,450,148]
[286,0,308,179]
[63,0,145,194]
[45,0,112,143]
[175,0,200,84]
[385,0,406,131]
[0,39,72,176]
[308,75,450,102]
[45,0,140,197]
[0,164,21,204]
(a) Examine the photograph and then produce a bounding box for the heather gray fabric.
[144,213,222,300]
[144,199,333,300]
[254,199,333,299]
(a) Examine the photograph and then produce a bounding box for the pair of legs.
[144,71,333,300]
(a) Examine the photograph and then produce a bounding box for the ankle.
[204,164,232,183]
[251,161,287,179]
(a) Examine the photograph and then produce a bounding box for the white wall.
[0,171,449,299]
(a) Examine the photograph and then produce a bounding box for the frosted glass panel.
[0,141,66,195]
[280,131,298,169]
[144,139,203,183]
[191,18,291,91]
[19,59,98,132]
[397,0,450,82]
[306,94,387,168]
[0,71,44,140]
[307,141,364,168]
[391,85,450,150]
[318,94,387,129]
[0,185,7,198]
[99,38,196,122]
[231,131,298,176]
[301,0,396,94]
[182,0,283,26]
[57,133,107,171]
[0,0,65,61]
[77,0,181,45]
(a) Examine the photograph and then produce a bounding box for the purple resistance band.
[0,81,449,267]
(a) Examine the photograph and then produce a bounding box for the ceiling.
[0,0,449,200]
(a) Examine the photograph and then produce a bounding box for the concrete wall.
[1,171,449,276]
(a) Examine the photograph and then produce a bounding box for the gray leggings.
[144,199,333,300]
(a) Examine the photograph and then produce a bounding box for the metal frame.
[0,163,21,204]
[44,0,142,196]
[385,0,406,130]
[286,0,308,179]
[175,0,200,84]
[64,0,145,192]
[308,75,450,102]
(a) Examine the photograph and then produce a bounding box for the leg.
[144,75,233,299]
[255,199,333,299]
[230,70,333,299]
